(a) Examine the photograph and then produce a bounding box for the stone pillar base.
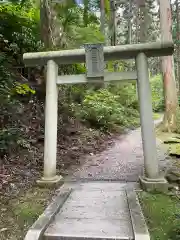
[37,175,63,187]
[139,176,168,193]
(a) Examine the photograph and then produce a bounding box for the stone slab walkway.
[66,122,169,182]
[45,182,134,240]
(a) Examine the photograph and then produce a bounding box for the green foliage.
[106,61,125,72]
[0,53,17,112]
[151,74,164,112]
[108,83,139,109]
[169,226,180,240]
[14,83,36,95]
[74,84,139,131]
[73,25,104,47]
[0,52,25,156]
[0,3,41,62]
[0,3,40,156]
[54,2,102,48]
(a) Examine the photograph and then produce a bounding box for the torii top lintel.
[23,41,174,67]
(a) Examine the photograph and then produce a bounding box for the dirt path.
[66,120,170,182]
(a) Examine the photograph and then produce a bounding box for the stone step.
[24,182,150,240]
[44,187,133,240]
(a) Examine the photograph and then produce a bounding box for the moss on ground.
[156,129,180,155]
[169,144,180,156]
[141,122,180,238]
[139,192,180,240]
[0,187,55,240]
[12,188,51,224]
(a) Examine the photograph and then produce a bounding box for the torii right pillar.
[136,52,168,192]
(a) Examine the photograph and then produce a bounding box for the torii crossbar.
[23,41,173,191]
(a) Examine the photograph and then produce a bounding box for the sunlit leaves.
[0,3,41,53]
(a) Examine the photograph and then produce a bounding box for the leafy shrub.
[0,128,21,155]
[108,83,139,109]
[168,226,180,240]
[0,3,41,55]
[14,83,36,95]
[75,87,139,131]
[0,53,24,156]
[151,74,164,112]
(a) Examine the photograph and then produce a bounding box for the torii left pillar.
[37,60,62,185]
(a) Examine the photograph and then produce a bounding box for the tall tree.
[83,0,89,26]
[175,0,180,92]
[40,0,54,48]
[159,0,178,132]
[138,0,148,42]
[100,0,105,36]
[128,0,133,44]
[110,0,116,46]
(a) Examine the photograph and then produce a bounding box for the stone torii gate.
[23,41,173,191]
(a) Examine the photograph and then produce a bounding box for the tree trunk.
[128,0,132,44]
[100,0,105,36]
[110,0,116,46]
[176,0,180,93]
[40,0,52,48]
[139,0,148,43]
[40,0,59,48]
[135,4,140,43]
[83,0,89,26]
[135,0,148,43]
[159,0,178,132]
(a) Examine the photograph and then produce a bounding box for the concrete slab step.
[44,185,133,240]
[24,182,150,240]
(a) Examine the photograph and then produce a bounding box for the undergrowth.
[139,192,180,240]
[151,74,164,112]
[73,85,139,131]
